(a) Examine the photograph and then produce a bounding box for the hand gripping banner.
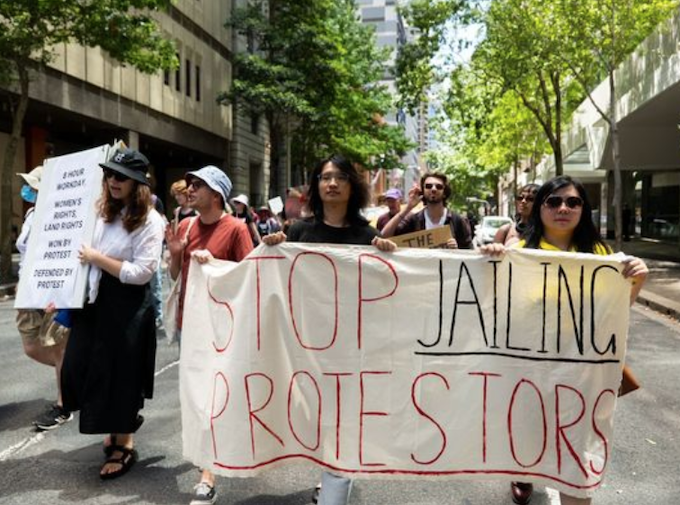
[179,244,631,498]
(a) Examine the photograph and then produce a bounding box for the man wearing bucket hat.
[376,187,403,232]
[15,165,74,431]
[165,165,253,505]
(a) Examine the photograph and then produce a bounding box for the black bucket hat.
[99,148,150,185]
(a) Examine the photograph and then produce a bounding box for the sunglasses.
[187,179,207,190]
[543,195,584,209]
[424,183,444,190]
[318,172,350,183]
[103,169,130,182]
[515,194,535,203]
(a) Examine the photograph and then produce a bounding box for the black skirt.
[61,272,157,434]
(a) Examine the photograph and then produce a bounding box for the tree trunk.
[0,63,30,282]
[609,70,622,251]
[267,112,287,195]
[553,141,564,176]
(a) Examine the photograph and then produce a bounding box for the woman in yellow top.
[481,175,648,505]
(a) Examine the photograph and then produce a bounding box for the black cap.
[99,148,150,185]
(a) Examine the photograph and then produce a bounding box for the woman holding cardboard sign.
[480,175,648,505]
[61,148,165,480]
[263,154,396,505]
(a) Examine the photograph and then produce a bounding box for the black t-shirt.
[287,218,378,245]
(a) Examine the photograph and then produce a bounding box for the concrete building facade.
[1,0,275,234]
[536,10,680,250]
[357,0,427,194]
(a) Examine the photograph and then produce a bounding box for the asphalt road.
[0,299,678,505]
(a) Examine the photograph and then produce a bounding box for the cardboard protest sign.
[390,225,452,248]
[180,244,631,498]
[14,145,109,309]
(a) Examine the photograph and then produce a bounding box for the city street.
[1,298,679,505]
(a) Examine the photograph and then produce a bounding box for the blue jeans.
[318,472,352,505]
[150,256,163,321]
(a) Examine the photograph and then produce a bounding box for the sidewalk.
[3,239,680,319]
[617,237,680,321]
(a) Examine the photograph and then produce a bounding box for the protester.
[15,165,73,430]
[255,205,281,237]
[494,183,540,246]
[480,175,648,505]
[230,193,261,246]
[60,148,165,480]
[381,172,472,249]
[149,182,168,331]
[170,179,198,229]
[165,165,253,505]
[263,154,396,505]
[376,187,402,232]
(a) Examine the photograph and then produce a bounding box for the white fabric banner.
[14,145,108,309]
[180,244,631,498]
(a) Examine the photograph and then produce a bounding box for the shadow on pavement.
[0,446,195,504]
[0,399,52,432]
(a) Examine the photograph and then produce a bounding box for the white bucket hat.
[231,194,249,207]
[17,165,43,190]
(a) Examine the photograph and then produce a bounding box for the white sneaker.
[190,482,217,505]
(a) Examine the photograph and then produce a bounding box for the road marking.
[0,359,179,461]
[156,358,180,377]
[0,432,45,461]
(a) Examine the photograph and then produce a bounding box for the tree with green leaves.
[222,0,412,187]
[395,0,470,115]
[0,0,176,281]
[472,0,587,177]
[396,0,559,205]
[557,0,678,250]
[431,66,548,211]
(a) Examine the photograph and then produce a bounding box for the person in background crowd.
[255,205,281,237]
[494,183,540,246]
[376,187,402,232]
[623,202,632,241]
[231,193,261,246]
[165,165,253,505]
[466,210,478,233]
[381,172,472,249]
[15,165,73,431]
[170,179,198,229]
[263,154,396,505]
[61,148,165,480]
[480,175,648,505]
[149,176,168,332]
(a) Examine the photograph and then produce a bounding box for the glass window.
[185,58,191,97]
[195,65,201,102]
[175,53,181,92]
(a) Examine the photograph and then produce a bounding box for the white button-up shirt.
[87,208,165,303]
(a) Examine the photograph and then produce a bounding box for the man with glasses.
[165,165,253,505]
[381,172,472,249]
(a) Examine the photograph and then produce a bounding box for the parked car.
[473,216,514,247]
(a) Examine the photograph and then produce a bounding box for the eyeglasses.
[318,172,350,183]
[187,179,207,190]
[103,169,130,182]
[515,194,535,203]
[543,195,584,209]
[424,183,444,190]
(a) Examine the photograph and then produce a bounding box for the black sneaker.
[190,482,217,505]
[34,404,73,431]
